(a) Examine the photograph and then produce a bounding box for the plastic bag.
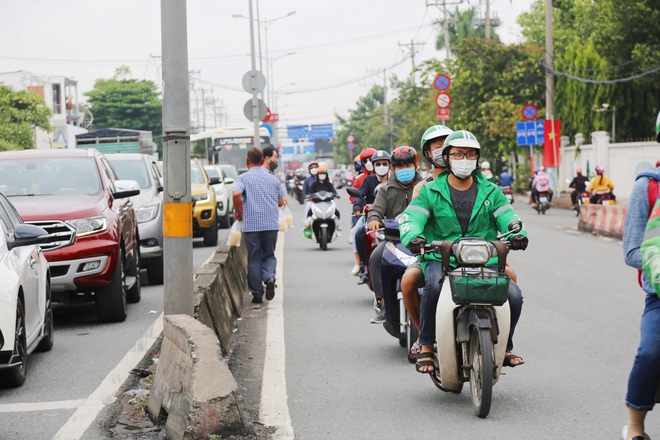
[282,205,294,229]
[227,220,242,246]
[278,208,287,232]
[303,226,312,239]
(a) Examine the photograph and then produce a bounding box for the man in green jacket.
[399,130,529,373]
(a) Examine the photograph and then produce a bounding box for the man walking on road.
[233,147,287,304]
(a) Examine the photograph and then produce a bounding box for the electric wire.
[540,60,660,84]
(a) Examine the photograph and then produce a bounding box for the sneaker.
[265,279,276,301]
[370,307,387,324]
[350,265,361,276]
[252,296,263,304]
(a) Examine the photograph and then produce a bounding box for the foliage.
[0,86,52,151]
[84,66,162,137]
[435,7,494,52]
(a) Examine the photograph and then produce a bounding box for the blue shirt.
[500,172,513,187]
[302,175,316,198]
[234,166,284,232]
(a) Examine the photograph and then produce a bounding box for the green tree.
[84,66,162,136]
[0,86,52,151]
[435,7,494,52]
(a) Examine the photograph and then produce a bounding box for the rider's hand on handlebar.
[366,221,381,232]
[510,235,528,251]
[408,237,427,255]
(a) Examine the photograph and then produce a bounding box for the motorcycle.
[534,191,550,215]
[346,187,376,288]
[573,190,590,216]
[295,180,304,204]
[422,222,523,418]
[501,186,514,204]
[379,218,421,363]
[304,191,340,251]
[591,192,615,205]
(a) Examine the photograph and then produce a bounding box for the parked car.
[218,163,238,195]
[191,159,219,246]
[204,165,232,228]
[0,149,141,323]
[106,153,165,285]
[0,193,52,388]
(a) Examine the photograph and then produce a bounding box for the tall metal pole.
[249,0,261,149]
[545,0,554,119]
[256,0,264,101]
[612,106,616,143]
[161,0,193,316]
[443,0,450,58]
[485,0,491,41]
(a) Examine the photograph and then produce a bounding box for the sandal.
[503,353,525,368]
[409,340,422,359]
[415,352,435,374]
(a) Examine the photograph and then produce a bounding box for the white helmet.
[319,161,327,168]
[481,161,490,170]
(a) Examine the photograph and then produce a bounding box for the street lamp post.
[592,103,616,143]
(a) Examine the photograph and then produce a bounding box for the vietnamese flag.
[543,119,561,167]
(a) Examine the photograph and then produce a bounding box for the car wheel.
[95,251,128,323]
[146,255,164,285]
[36,278,54,352]
[126,244,141,304]
[0,297,27,387]
[219,212,231,229]
[202,222,218,247]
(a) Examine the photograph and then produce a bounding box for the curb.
[577,204,626,239]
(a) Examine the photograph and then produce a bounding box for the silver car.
[204,165,233,229]
[106,154,164,285]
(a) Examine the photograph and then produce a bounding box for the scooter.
[534,191,551,215]
[295,181,304,204]
[379,219,421,363]
[346,187,377,288]
[422,222,523,418]
[305,191,340,251]
[591,192,615,205]
[501,186,514,204]
[573,190,590,216]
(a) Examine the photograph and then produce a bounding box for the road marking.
[259,232,294,439]
[0,399,84,413]
[51,312,164,440]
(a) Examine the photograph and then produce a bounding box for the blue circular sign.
[521,104,538,121]
[347,142,355,150]
[434,74,451,91]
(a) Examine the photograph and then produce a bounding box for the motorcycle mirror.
[346,187,361,198]
[508,220,522,234]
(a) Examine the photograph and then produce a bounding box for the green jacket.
[400,172,527,269]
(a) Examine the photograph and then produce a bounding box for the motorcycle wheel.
[320,228,328,251]
[469,326,493,418]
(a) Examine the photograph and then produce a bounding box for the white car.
[0,193,52,387]
[204,165,233,229]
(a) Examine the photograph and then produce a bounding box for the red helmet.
[391,146,419,167]
[656,160,660,168]
[595,166,604,175]
[576,168,582,175]
[359,148,377,164]
[539,165,546,172]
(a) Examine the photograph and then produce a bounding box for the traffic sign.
[434,74,451,91]
[243,98,268,121]
[521,104,538,121]
[347,142,355,150]
[436,92,452,109]
[346,134,355,143]
[242,70,267,94]
[516,121,545,146]
[437,109,450,120]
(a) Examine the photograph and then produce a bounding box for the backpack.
[639,178,659,287]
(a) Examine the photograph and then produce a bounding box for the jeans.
[244,230,278,298]
[369,241,387,300]
[419,260,523,352]
[626,294,660,411]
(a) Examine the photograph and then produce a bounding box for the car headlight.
[136,201,160,223]
[192,194,209,202]
[68,216,107,237]
[456,241,491,265]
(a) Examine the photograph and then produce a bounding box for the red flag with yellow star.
[543,119,561,167]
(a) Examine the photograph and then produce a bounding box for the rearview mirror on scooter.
[346,187,361,198]
[507,220,522,234]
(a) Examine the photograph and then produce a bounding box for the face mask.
[432,150,447,168]
[269,161,278,172]
[395,168,415,184]
[375,165,390,176]
[310,168,318,176]
[318,173,327,181]
[451,159,477,179]
[364,160,374,172]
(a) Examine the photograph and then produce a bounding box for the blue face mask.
[395,168,415,184]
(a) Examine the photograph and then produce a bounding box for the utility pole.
[249,0,261,149]
[485,0,491,41]
[426,0,462,58]
[161,0,193,316]
[545,0,554,119]
[398,40,426,85]
[201,87,206,131]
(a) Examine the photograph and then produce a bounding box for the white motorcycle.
[423,222,523,418]
[304,191,340,251]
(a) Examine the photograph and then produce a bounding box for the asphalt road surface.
[0,237,217,440]
[280,191,647,439]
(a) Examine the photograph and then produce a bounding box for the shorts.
[405,259,422,271]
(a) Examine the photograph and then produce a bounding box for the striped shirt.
[234,166,284,232]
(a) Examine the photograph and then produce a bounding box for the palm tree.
[436,7,498,52]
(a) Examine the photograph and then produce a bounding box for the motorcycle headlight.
[192,194,209,202]
[312,204,323,216]
[326,205,335,215]
[136,201,160,223]
[68,216,107,237]
[456,241,491,265]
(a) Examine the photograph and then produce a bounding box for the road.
[279,192,647,439]
[0,237,218,440]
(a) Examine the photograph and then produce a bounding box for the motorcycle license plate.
[540,196,548,204]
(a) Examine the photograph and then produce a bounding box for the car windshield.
[220,165,237,179]
[190,164,206,184]
[204,167,220,179]
[0,157,102,196]
[109,159,151,189]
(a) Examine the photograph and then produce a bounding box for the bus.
[191,126,271,171]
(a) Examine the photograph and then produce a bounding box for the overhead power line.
[540,60,660,85]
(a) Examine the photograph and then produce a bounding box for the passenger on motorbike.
[588,165,616,204]
[531,166,552,207]
[569,168,589,208]
[365,147,423,324]
[480,161,497,183]
[400,130,529,373]
[500,166,514,188]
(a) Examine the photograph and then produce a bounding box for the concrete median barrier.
[578,203,626,239]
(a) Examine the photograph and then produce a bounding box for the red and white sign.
[346,134,355,143]
[436,92,452,109]
[437,109,450,120]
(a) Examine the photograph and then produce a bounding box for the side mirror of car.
[209,177,221,185]
[113,179,141,199]
[7,223,49,250]
[224,177,235,185]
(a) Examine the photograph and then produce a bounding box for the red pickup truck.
[0,149,141,323]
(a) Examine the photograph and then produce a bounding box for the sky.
[0,0,536,133]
